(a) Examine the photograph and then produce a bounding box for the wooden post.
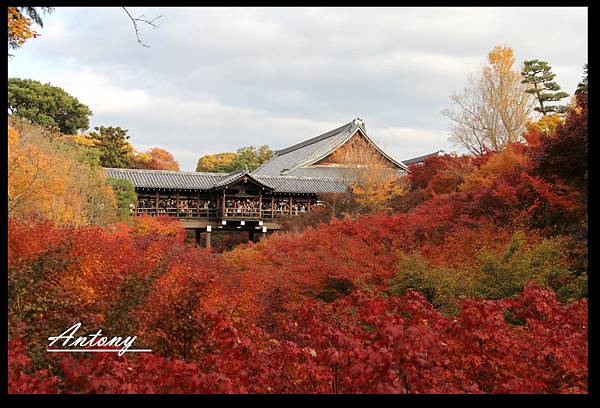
[261,226,267,241]
[289,195,293,215]
[197,191,201,218]
[222,189,226,217]
[259,190,263,218]
[133,193,138,216]
[155,190,159,215]
[248,230,255,243]
[176,191,180,218]
[195,229,201,246]
[205,231,212,249]
[308,197,312,212]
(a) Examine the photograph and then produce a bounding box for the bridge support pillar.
[195,229,201,246]
[248,230,255,243]
[260,226,268,242]
[205,231,211,249]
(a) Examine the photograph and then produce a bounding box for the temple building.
[105,118,416,246]
[253,118,408,178]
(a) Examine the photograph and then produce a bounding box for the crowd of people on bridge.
[224,199,261,216]
[135,197,216,217]
[270,200,308,215]
[133,196,310,218]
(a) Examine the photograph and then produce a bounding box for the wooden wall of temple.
[312,131,397,168]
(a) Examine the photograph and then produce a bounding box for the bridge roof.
[104,168,348,194]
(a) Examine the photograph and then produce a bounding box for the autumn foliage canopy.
[8,95,588,394]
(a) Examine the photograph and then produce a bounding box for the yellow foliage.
[196,152,237,172]
[526,113,565,136]
[8,117,117,226]
[8,7,39,48]
[351,172,408,212]
[332,134,408,212]
[62,134,96,147]
[567,96,583,115]
[460,145,528,192]
[487,45,515,74]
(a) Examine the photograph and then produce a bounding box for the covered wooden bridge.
[104,118,417,247]
[104,168,348,247]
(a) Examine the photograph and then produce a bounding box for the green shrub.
[476,232,586,302]
[390,252,477,315]
[107,177,137,221]
[390,231,586,314]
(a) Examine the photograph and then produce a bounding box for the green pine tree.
[8,78,92,133]
[576,64,588,95]
[521,59,569,115]
[87,126,134,168]
[107,177,137,220]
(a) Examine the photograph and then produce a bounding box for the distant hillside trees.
[196,152,238,173]
[8,78,92,134]
[130,147,180,171]
[196,145,273,173]
[44,123,180,171]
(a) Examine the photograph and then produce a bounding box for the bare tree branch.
[122,7,162,48]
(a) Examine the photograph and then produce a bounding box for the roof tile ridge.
[104,167,228,176]
[281,125,357,174]
[256,174,341,181]
[275,120,355,156]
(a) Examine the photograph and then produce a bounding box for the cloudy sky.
[8,7,587,171]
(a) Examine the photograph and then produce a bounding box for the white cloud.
[8,7,587,170]
[61,69,150,115]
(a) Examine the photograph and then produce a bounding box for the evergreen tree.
[107,177,137,220]
[521,60,569,115]
[576,64,588,95]
[87,126,134,168]
[8,78,92,133]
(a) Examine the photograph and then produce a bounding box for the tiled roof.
[104,168,348,194]
[256,175,348,193]
[212,170,253,188]
[282,167,349,179]
[402,150,445,166]
[104,168,226,190]
[253,118,408,176]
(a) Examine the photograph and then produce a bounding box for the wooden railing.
[134,207,218,219]
[223,208,261,218]
[134,205,310,220]
[260,209,309,219]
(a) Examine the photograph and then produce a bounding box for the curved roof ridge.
[104,167,228,177]
[279,125,358,174]
[255,174,341,181]
[212,170,274,190]
[275,120,355,156]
